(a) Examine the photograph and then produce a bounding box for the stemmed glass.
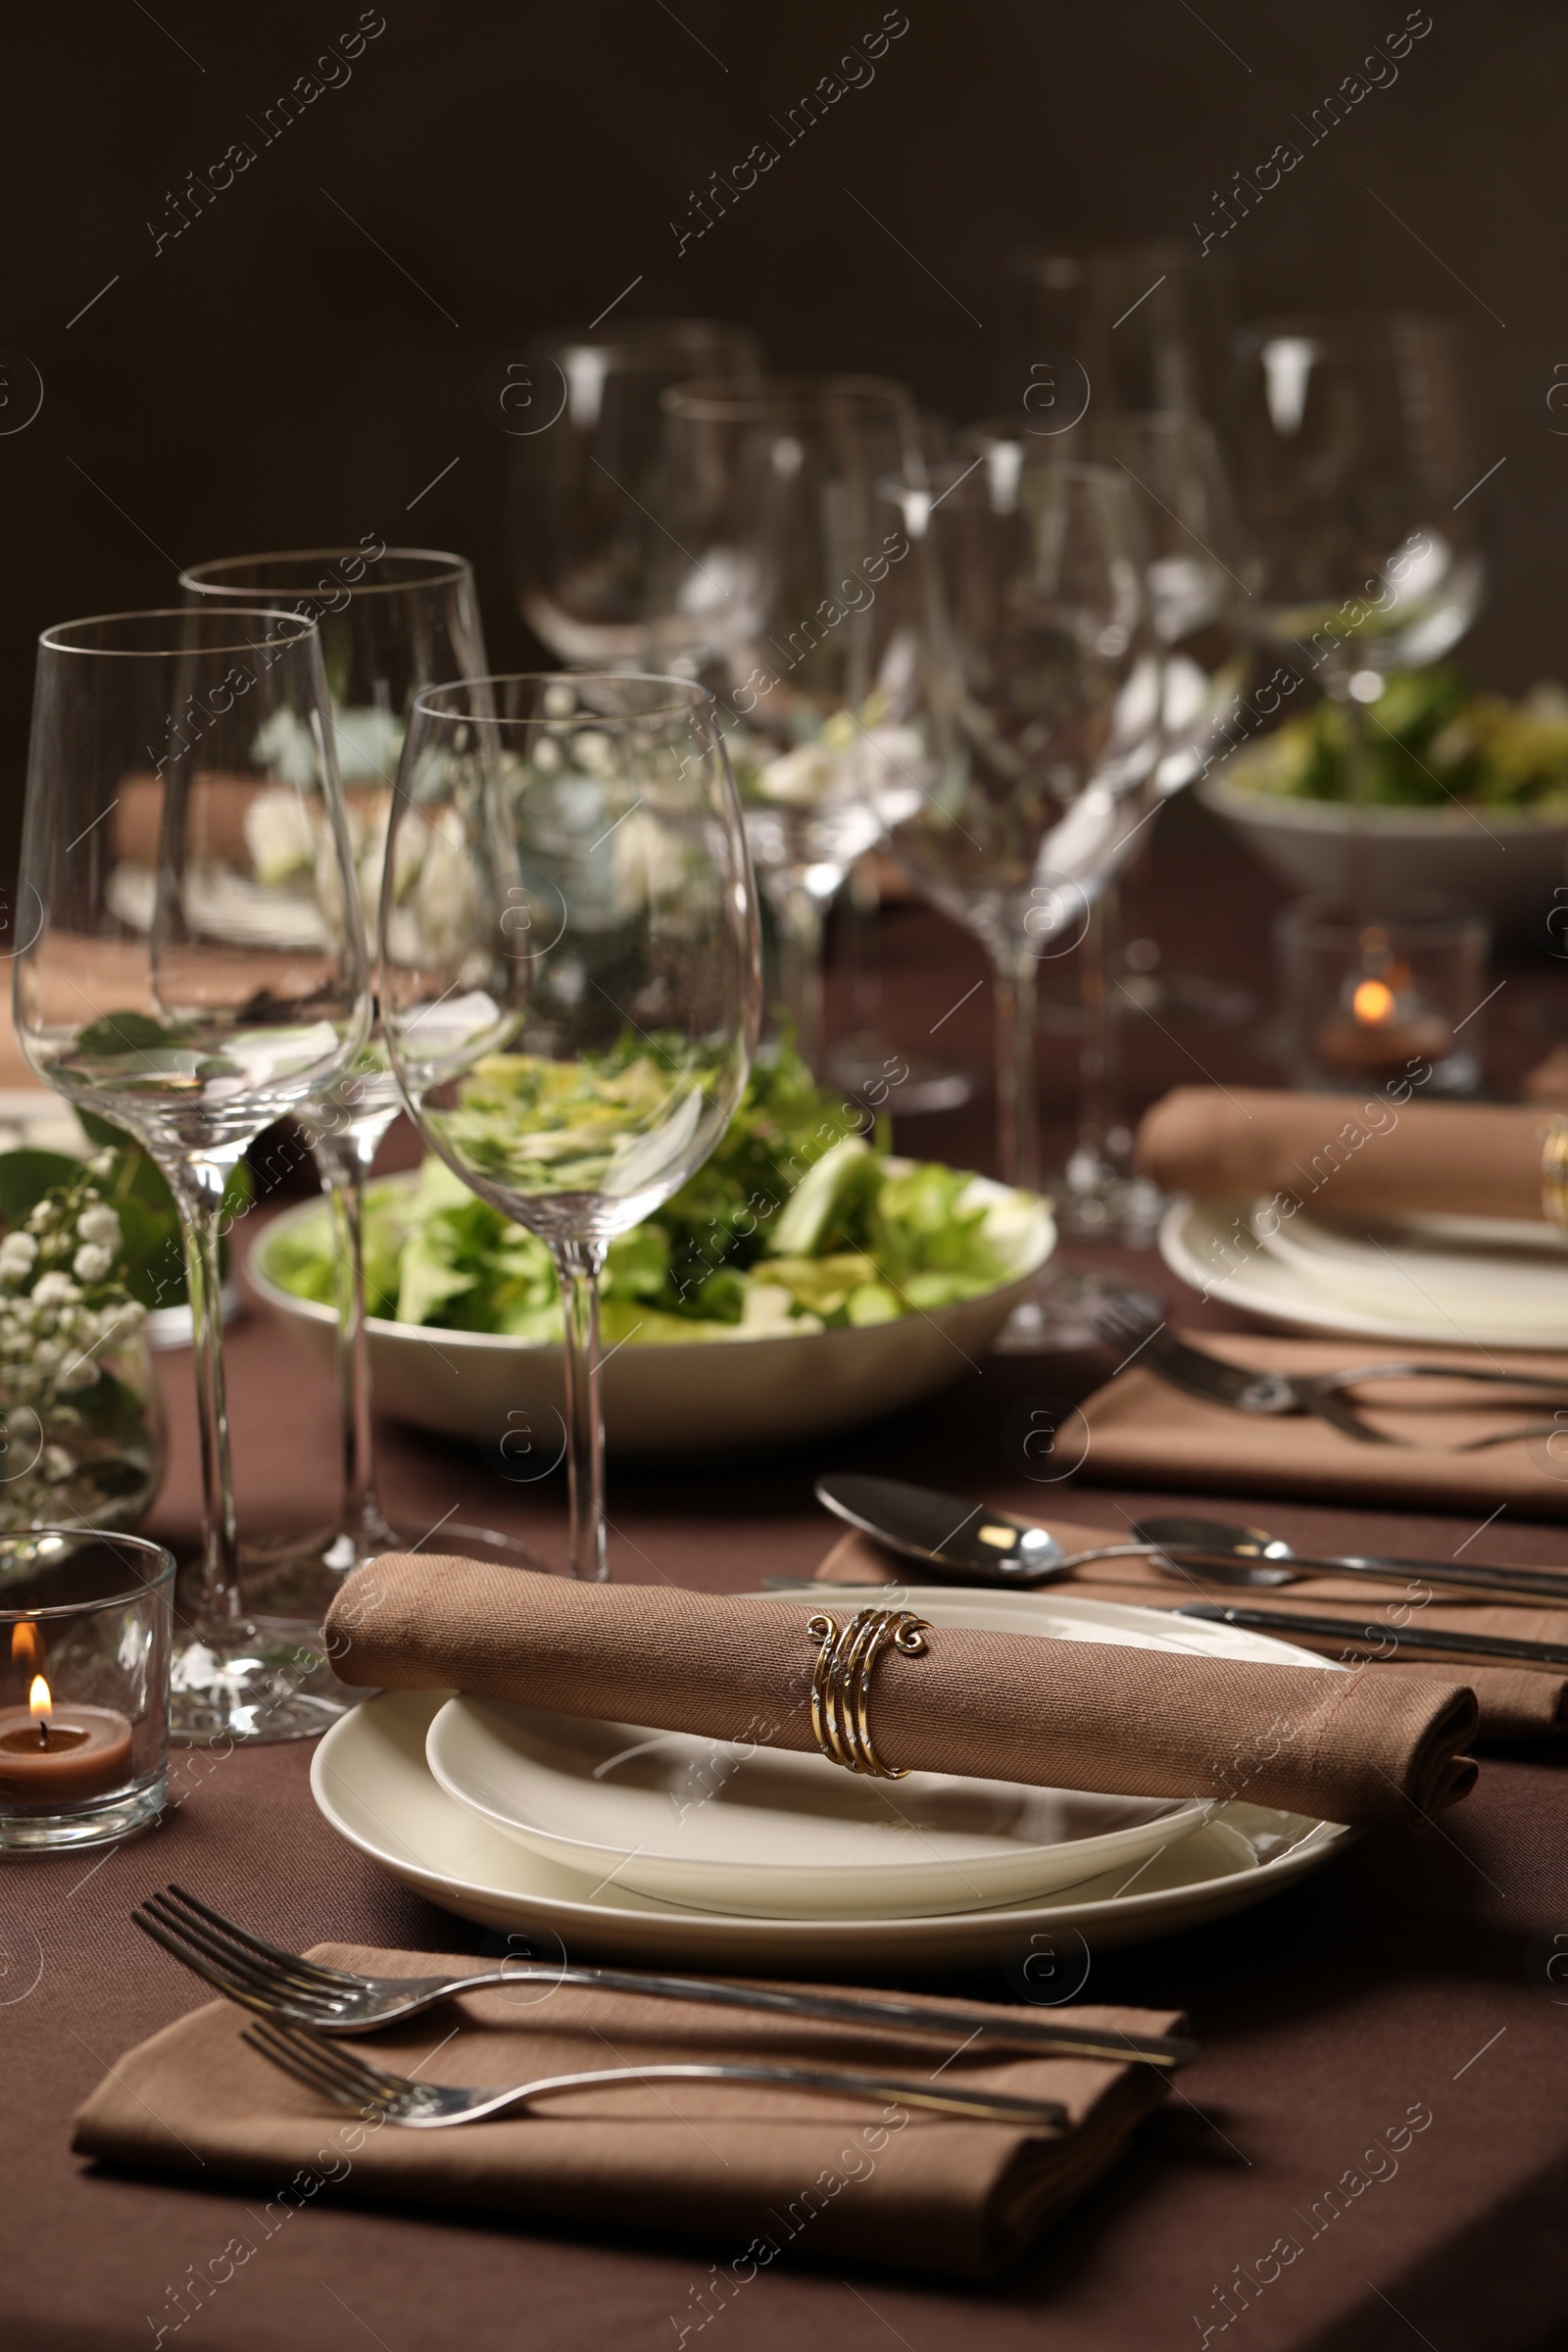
[996,239,1235,435]
[881,452,1160,1224]
[1230,312,1484,812]
[643,375,923,1072]
[179,548,539,1603]
[1050,412,1250,1231]
[13,609,371,1741]
[505,318,763,664]
[379,674,759,1582]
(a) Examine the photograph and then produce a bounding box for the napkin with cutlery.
[1078,1330,1568,1520]
[322,1556,1477,1829]
[813,1524,1567,1741]
[73,1950,1184,2279]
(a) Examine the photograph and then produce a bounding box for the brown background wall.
[0,0,1556,872]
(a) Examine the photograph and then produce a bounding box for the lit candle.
[1312,940,1451,1077]
[0,1671,133,1800]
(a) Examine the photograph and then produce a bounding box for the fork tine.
[249,2020,404,2100]
[133,1905,253,1996]
[163,1885,361,1990]
[140,1895,341,2016]
[243,2024,368,2111]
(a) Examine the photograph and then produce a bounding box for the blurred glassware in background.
[380,672,760,1583]
[181,549,539,1606]
[14,608,372,1740]
[1229,312,1485,866]
[643,374,924,1072]
[1273,895,1491,1097]
[878,444,1161,1346]
[506,318,764,665]
[995,239,1236,436]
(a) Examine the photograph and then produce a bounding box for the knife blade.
[1174,1603,1568,1670]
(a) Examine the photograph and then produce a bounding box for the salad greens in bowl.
[1198,668,1568,932]
[252,1049,1054,1454]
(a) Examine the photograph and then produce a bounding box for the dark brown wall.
[0,0,1557,870]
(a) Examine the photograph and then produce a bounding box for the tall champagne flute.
[179,549,538,1601]
[882,454,1160,1219]
[505,318,763,663]
[643,376,923,1071]
[14,609,371,1740]
[379,675,759,1581]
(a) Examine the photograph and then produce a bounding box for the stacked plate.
[311,1589,1352,1972]
[1162,1197,1568,1348]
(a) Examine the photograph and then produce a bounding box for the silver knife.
[1176,1603,1568,1670]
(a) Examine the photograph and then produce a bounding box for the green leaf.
[0,1150,81,1227]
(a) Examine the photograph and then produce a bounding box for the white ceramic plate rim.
[1199,768,1568,838]
[1159,1195,1568,1348]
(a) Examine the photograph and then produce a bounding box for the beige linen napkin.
[1078,1331,1568,1521]
[324,1556,1477,1828]
[814,1526,1567,1742]
[1136,1085,1554,1220]
[72,1952,1183,2279]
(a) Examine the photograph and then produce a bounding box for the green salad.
[263,1048,1044,1345]
[1226,668,1568,811]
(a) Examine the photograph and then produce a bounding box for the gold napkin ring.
[805,1609,930,1779]
[1543,1118,1568,1232]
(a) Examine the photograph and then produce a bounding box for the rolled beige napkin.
[324,1555,1479,1829]
[72,1949,1184,2279]
[813,1527,1568,1743]
[1135,1085,1554,1221]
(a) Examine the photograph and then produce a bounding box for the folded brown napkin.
[324,1555,1476,1828]
[1136,1085,1555,1220]
[815,1528,1568,1743]
[1080,1330,1568,1521]
[72,1950,1182,2279]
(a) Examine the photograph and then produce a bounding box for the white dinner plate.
[423,1588,1220,1918]
[1160,1195,1568,1349]
[310,1594,1353,1971]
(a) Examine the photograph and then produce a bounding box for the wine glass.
[996,238,1236,435]
[880,452,1160,1236]
[14,608,372,1741]
[505,318,764,664]
[379,674,760,1582]
[642,375,924,1073]
[1052,411,1250,1232]
[179,548,541,1604]
[1230,312,1485,808]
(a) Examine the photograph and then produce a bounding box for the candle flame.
[28,1675,51,1726]
[11,1621,45,1677]
[1352,978,1396,1025]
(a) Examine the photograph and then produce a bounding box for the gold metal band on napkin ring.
[805,1609,930,1778]
[1544,1118,1568,1233]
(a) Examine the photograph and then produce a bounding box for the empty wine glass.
[996,238,1236,436]
[14,609,371,1740]
[379,674,760,1581]
[505,318,764,664]
[881,451,1161,1211]
[643,375,924,1072]
[1230,312,1485,818]
[180,547,541,1604]
[1054,411,1250,1232]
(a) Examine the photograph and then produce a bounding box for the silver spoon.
[812,1474,1568,1606]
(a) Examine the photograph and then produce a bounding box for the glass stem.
[769,877,829,1074]
[169,1152,246,1633]
[555,1237,609,1582]
[312,1114,397,1544]
[1075,888,1126,1175]
[990,940,1041,1193]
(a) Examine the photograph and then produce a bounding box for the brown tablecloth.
[7,887,1568,2351]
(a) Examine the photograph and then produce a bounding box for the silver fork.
[241,2014,1071,2129]
[133,1884,1196,2068]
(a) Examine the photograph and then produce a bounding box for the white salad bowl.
[249,1168,1055,1455]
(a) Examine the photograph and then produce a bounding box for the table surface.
[7,854,1568,2352]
